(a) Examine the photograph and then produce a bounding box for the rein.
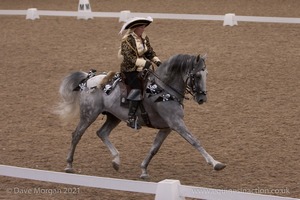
[185,76,195,98]
[147,69,192,101]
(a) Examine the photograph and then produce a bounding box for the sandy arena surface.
[0,0,299,199]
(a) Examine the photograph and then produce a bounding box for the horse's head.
[187,54,208,104]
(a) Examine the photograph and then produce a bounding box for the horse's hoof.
[65,167,75,173]
[214,163,226,171]
[112,161,119,171]
[140,173,149,180]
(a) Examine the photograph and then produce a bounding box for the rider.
[119,16,161,129]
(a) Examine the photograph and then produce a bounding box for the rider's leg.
[127,89,142,129]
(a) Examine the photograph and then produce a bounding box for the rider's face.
[134,25,146,37]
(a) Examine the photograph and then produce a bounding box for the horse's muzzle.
[195,93,207,104]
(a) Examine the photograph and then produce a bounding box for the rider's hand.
[155,61,162,67]
[143,61,152,70]
[139,70,148,79]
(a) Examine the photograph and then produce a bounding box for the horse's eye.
[195,72,202,78]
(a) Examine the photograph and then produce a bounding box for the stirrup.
[127,116,141,130]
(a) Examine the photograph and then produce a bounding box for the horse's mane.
[160,54,198,83]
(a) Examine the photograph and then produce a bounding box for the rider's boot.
[127,100,141,129]
[127,89,142,130]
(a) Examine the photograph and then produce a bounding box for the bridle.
[186,60,207,98]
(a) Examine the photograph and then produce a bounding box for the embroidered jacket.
[119,31,160,72]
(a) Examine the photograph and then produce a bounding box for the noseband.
[186,61,207,98]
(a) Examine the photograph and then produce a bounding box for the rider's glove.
[140,61,152,79]
[143,61,152,70]
[155,61,162,67]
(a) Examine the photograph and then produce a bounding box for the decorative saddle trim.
[102,72,122,95]
[74,70,122,95]
[146,82,182,104]
[73,69,97,91]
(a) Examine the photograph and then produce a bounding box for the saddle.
[96,70,152,127]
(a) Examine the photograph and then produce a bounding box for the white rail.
[0,10,300,24]
[0,165,157,194]
[0,165,298,200]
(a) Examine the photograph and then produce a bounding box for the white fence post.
[223,13,238,26]
[119,10,131,22]
[155,179,185,200]
[26,8,39,20]
[77,0,93,20]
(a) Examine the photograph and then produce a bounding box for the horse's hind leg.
[65,113,100,173]
[140,128,171,179]
[96,113,121,171]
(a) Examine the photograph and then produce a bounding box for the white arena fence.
[0,165,298,200]
[0,9,300,25]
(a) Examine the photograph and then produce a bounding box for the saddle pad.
[86,74,106,89]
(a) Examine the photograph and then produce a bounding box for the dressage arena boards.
[0,0,299,199]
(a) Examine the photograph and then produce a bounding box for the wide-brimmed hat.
[119,16,153,34]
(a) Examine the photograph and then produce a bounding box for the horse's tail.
[54,71,88,122]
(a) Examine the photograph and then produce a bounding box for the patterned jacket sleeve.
[144,36,161,63]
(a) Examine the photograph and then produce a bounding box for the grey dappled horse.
[56,54,226,178]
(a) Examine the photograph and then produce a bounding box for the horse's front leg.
[172,120,226,170]
[96,113,121,171]
[140,128,171,179]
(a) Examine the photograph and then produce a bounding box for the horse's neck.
[153,68,186,98]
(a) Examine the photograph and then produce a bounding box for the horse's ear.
[201,53,207,61]
[196,54,201,62]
